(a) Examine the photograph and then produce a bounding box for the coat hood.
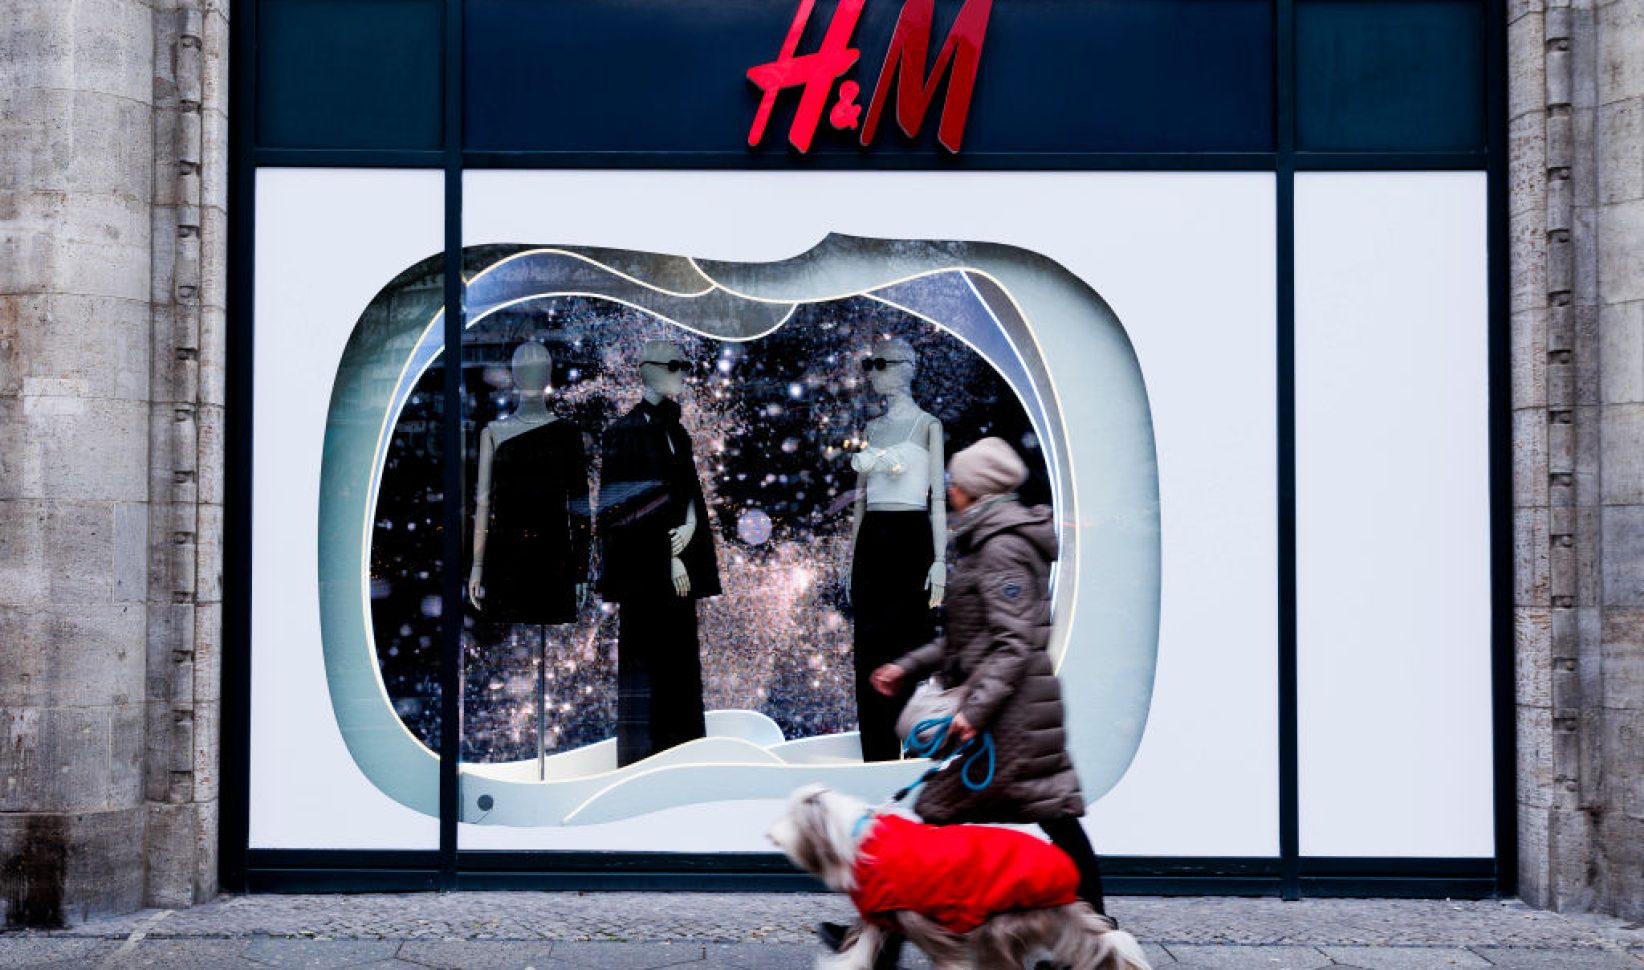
[956,498,1059,562]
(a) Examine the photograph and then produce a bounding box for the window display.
[317,239,1160,830]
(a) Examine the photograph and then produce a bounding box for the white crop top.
[852,414,932,508]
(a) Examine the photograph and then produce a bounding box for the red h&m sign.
[747,0,993,154]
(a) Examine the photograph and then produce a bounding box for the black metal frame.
[222,0,1515,898]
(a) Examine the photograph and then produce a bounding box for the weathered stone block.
[0,90,151,205]
[1513,408,1550,507]
[192,602,220,703]
[1600,404,1644,503]
[1518,704,1555,810]
[1576,507,1603,606]
[1516,608,1553,707]
[0,604,144,709]
[0,807,145,927]
[1510,207,1549,315]
[0,706,126,813]
[197,306,226,408]
[1509,14,1548,121]
[192,699,218,802]
[1600,301,1644,405]
[1601,504,1644,606]
[196,406,224,507]
[1599,198,1644,305]
[1600,608,1644,710]
[196,501,222,602]
[4,294,152,403]
[143,801,201,909]
[0,499,117,605]
[4,396,149,503]
[2,186,154,291]
[1596,812,1644,922]
[1518,802,1551,907]
[1513,307,1548,410]
[1574,405,1602,508]
[1599,98,1644,204]
[1597,0,1644,108]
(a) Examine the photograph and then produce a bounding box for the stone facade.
[0,0,227,924]
[1511,0,1644,923]
[1,0,1640,928]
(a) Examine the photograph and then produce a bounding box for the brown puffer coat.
[893,498,1085,825]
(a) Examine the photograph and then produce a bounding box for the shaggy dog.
[769,785,1151,970]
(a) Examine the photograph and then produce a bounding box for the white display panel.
[1295,172,1493,857]
[461,171,1279,855]
[251,169,443,849]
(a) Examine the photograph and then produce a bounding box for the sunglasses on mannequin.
[861,357,912,373]
[641,359,693,373]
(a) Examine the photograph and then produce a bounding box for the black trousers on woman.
[851,510,936,762]
[1039,816,1109,915]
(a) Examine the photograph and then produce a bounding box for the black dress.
[475,420,591,624]
[596,397,721,766]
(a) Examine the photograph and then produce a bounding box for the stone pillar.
[0,0,227,925]
[0,0,158,926]
[1511,0,1644,922]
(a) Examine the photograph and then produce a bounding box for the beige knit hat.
[948,436,1029,498]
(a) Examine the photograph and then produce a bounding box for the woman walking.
[872,436,1108,915]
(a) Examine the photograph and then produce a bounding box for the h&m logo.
[746,0,993,154]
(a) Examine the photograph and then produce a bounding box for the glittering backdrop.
[370,294,1049,764]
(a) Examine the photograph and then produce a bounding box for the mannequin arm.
[670,498,697,556]
[567,430,593,607]
[468,427,496,608]
[926,418,947,608]
[846,471,867,599]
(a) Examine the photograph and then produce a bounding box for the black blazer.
[595,398,722,603]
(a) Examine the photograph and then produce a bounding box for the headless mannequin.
[847,338,947,764]
[467,341,591,779]
[597,340,720,766]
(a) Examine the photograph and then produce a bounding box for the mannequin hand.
[870,664,906,697]
[851,447,887,474]
[670,556,691,597]
[669,518,695,557]
[926,561,946,608]
[952,712,977,743]
[467,568,484,609]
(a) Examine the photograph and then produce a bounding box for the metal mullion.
[1275,0,1301,902]
[219,0,258,893]
[1483,0,1517,898]
[437,0,465,890]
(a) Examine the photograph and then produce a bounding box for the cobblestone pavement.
[2,895,1641,968]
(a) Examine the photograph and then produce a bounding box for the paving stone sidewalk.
[3,894,1642,969]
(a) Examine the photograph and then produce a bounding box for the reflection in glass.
[375,294,1047,767]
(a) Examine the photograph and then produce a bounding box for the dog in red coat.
[769,785,1150,970]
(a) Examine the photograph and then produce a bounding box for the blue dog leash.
[891,715,996,804]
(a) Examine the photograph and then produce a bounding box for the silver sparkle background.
[370,294,1048,764]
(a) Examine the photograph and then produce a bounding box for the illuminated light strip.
[469,247,719,299]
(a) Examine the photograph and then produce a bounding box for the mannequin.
[597,339,722,767]
[847,337,947,762]
[467,341,590,778]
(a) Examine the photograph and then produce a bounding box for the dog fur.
[769,785,1152,970]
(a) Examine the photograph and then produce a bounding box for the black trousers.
[852,511,936,762]
[615,596,705,767]
[1039,816,1109,914]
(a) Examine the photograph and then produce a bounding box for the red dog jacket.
[848,814,1080,934]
